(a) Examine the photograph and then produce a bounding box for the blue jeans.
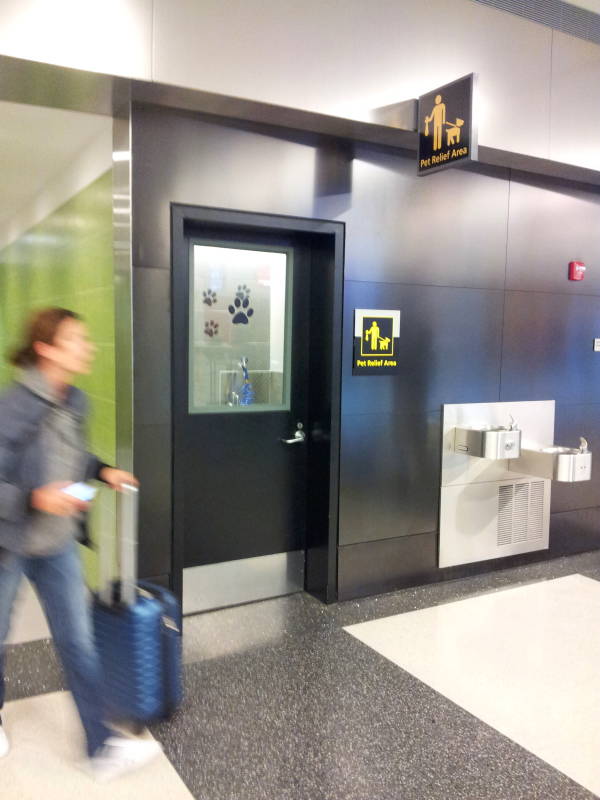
[0,541,111,756]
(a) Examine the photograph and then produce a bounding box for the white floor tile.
[1,691,193,799]
[345,574,600,797]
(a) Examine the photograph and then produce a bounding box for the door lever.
[281,422,306,445]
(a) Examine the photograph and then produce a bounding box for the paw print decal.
[229,286,254,325]
[204,320,219,338]
[203,289,217,307]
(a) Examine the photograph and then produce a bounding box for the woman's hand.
[30,482,90,516]
[99,467,139,491]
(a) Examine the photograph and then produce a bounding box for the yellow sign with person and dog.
[353,309,401,375]
[418,74,477,175]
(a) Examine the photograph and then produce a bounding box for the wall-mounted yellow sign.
[418,74,477,175]
[353,309,401,375]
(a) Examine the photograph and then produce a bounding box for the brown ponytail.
[9,308,81,368]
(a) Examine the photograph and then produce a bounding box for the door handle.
[281,422,306,445]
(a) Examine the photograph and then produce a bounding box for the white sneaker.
[88,736,162,782]
[0,724,9,758]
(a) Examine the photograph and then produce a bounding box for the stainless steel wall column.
[113,98,134,473]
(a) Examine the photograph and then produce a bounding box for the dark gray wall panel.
[338,533,438,601]
[550,508,600,553]
[501,291,600,403]
[316,147,509,289]
[551,403,600,513]
[132,106,317,269]
[506,174,600,295]
[133,266,172,426]
[131,106,600,603]
[135,423,172,579]
[339,411,441,545]
[338,512,600,602]
[342,281,503,416]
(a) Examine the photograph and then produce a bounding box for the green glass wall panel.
[0,170,116,586]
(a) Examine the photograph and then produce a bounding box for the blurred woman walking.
[0,307,161,781]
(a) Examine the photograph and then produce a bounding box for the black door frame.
[171,204,345,604]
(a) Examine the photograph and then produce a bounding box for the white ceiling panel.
[0,101,111,246]
[564,0,600,14]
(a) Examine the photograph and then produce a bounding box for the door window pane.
[189,243,292,413]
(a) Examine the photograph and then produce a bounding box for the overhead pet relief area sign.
[353,309,401,375]
[418,73,477,175]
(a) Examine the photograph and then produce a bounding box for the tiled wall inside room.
[0,170,116,584]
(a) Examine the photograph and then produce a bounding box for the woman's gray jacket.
[0,380,106,554]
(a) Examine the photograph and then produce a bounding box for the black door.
[172,206,344,612]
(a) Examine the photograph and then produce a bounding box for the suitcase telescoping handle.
[98,482,139,607]
[119,483,139,606]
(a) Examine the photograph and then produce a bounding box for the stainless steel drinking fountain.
[440,401,593,570]
[510,437,592,482]
[454,416,522,460]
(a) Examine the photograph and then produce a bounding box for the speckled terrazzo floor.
[4,549,600,799]
[346,574,600,797]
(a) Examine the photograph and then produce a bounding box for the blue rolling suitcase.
[93,485,183,723]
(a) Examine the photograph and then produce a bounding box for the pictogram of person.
[424,94,446,151]
[364,321,391,352]
[364,320,380,351]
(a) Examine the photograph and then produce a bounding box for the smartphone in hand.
[62,482,97,502]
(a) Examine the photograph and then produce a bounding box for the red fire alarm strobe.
[569,261,586,281]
